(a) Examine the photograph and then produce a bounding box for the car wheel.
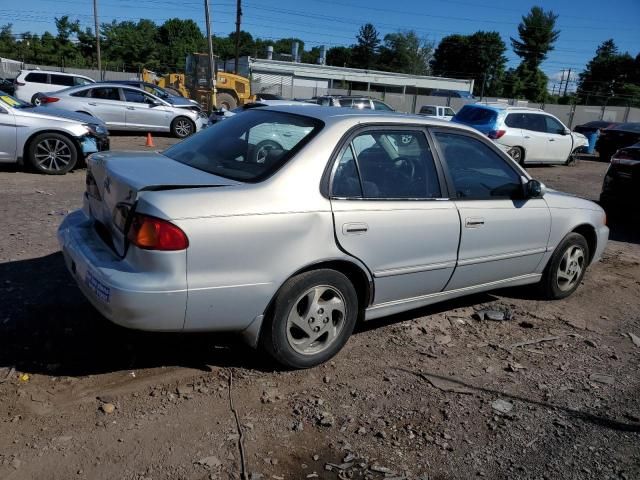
[541,233,589,300]
[508,146,525,166]
[171,117,195,138]
[251,140,282,164]
[27,133,78,175]
[261,269,358,369]
[30,94,42,106]
[216,92,237,110]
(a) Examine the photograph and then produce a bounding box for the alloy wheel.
[556,245,585,292]
[34,138,72,173]
[175,119,192,137]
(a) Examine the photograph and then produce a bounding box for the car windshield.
[614,123,640,132]
[163,110,323,182]
[0,93,32,109]
[454,106,498,125]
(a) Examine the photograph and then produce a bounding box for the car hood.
[544,189,602,211]
[167,96,199,107]
[25,106,107,126]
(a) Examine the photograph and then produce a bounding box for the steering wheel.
[394,156,417,179]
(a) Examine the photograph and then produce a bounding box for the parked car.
[418,105,455,121]
[0,92,109,174]
[0,77,15,95]
[430,89,475,99]
[58,105,608,368]
[14,70,95,104]
[452,103,588,165]
[254,93,283,100]
[35,83,208,138]
[595,122,640,163]
[209,100,319,125]
[600,142,640,209]
[104,80,201,111]
[310,95,395,111]
[573,120,620,155]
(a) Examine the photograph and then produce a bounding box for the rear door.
[432,130,551,290]
[49,73,75,91]
[87,86,127,128]
[330,127,460,305]
[0,101,17,161]
[122,88,171,131]
[543,115,572,163]
[520,113,549,162]
[19,72,49,102]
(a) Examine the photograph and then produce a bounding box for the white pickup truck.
[418,105,456,121]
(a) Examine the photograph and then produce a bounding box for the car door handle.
[88,102,97,106]
[282,132,292,137]
[549,138,555,142]
[343,223,368,234]
[465,217,484,228]
[524,135,531,139]
[126,106,135,110]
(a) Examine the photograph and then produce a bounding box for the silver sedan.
[58,106,609,368]
[35,83,208,138]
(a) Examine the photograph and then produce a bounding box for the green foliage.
[378,31,433,75]
[351,23,380,69]
[432,31,507,96]
[326,46,352,67]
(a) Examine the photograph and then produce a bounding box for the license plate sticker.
[85,269,111,303]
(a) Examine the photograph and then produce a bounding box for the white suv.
[14,70,95,104]
[452,103,588,165]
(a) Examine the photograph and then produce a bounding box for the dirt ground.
[1,137,639,480]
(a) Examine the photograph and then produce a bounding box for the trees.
[509,6,560,102]
[326,46,352,67]
[378,31,433,75]
[431,31,506,97]
[157,19,204,71]
[351,23,380,69]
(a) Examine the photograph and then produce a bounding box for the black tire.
[216,92,238,110]
[251,140,282,164]
[540,233,590,300]
[508,146,525,166]
[27,133,78,175]
[260,269,358,369]
[31,94,42,106]
[171,117,195,138]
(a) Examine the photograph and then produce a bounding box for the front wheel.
[540,233,589,299]
[260,269,358,369]
[27,133,78,175]
[171,117,195,138]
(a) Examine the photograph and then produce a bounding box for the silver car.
[58,106,609,368]
[0,92,109,175]
[36,83,208,138]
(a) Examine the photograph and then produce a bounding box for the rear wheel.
[171,117,195,138]
[260,269,358,369]
[508,146,525,166]
[31,94,42,106]
[216,92,237,110]
[27,133,78,175]
[540,233,589,299]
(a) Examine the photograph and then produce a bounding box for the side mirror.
[562,128,570,135]
[525,179,546,198]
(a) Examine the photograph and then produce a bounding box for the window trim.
[429,126,528,202]
[323,123,451,201]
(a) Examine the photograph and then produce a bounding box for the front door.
[543,115,573,163]
[87,87,127,129]
[432,130,551,290]
[329,128,460,305]
[0,103,16,161]
[520,113,549,163]
[122,88,171,131]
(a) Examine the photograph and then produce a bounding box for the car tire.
[508,146,525,166]
[171,117,195,138]
[216,92,237,110]
[260,269,359,369]
[30,94,42,106]
[251,140,282,164]
[540,232,590,300]
[27,133,78,175]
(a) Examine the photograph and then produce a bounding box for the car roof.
[21,69,93,79]
[257,104,480,133]
[461,103,544,113]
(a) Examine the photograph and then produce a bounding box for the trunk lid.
[85,151,239,256]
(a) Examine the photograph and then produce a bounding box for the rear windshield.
[163,110,323,182]
[614,123,640,133]
[454,105,498,125]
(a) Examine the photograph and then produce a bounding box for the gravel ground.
[0,138,639,480]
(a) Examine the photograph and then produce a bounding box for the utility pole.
[563,68,572,97]
[93,0,102,80]
[234,0,242,74]
[204,0,216,108]
[558,69,565,96]
[480,72,486,101]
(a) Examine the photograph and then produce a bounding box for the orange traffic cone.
[145,132,155,148]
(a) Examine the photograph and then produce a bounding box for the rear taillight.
[488,130,506,139]
[127,214,189,251]
[86,172,101,200]
[40,96,59,103]
[15,80,25,86]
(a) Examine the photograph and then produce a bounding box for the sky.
[2,0,640,91]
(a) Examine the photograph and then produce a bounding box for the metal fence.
[0,62,138,82]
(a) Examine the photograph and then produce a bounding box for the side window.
[352,100,371,110]
[444,107,456,117]
[544,116,565,135]
[123,89,148,103]
[91,87,121,101]
[50,74,75,87]
[70,88,89,98]
[434,132,522,200]
[373,101,393,111]
[333,130,441,199]
[73,77,93,86]
[505,113,524,128]
[420,106,436,115]
[522,114,546,133]
[338,99,352,107]
[25,72,47,83]
[332,145,363,198]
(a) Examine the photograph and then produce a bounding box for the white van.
[14,70,95,104]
